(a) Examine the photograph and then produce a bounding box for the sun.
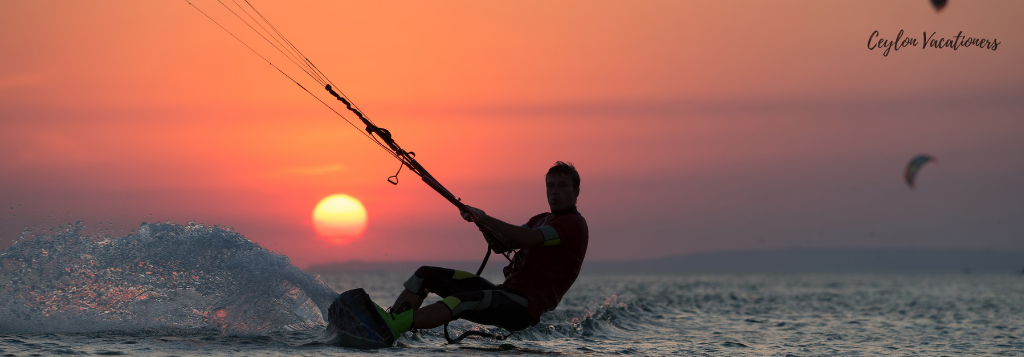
[313,194,368,245]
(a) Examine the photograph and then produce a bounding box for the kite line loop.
[388,157,409,186]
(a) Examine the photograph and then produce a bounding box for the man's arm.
[463,206,544,251]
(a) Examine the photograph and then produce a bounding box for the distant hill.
[581,248,1024,274]
[307,248,1024,274]
[308,260,498,274]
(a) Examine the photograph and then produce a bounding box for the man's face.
[546,173,579,212]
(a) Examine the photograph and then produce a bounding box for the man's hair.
[546,161,580,190]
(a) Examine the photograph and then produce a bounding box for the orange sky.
[2,1,1023,267]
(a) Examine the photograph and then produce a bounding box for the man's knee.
[404,266,431,297]
[405,266,447,297]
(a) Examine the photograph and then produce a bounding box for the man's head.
[546,161,580,212]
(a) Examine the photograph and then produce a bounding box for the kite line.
[184,0,514,275]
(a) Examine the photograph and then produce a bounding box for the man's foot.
[327,288,399,349]
[371,300,414,340]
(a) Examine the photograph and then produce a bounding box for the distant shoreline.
[307,248,1024,275]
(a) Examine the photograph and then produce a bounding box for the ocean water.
[2,223,1023,356]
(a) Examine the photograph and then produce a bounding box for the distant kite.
[931,0,948,11]
[904,154,934,189]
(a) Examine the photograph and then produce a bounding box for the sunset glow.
[1,1,1022,268]
[313,194,367,245]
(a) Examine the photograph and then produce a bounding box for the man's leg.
[411,302,454,329]
[391,266,495,312]
[444,289,534,332]
[390,289,424,312]
[389,288,534,333]
[376,266,495,338]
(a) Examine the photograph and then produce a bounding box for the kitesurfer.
[185,2,584,344]
[370,161,589,339]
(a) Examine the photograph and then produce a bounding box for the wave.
[411,293,663,346]
[0,222,337,335]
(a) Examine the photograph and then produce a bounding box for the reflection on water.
[2,223,1023,355]
[315,269,1024,356]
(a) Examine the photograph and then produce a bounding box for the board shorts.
[403,266,534,331]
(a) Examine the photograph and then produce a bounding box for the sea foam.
[0,222,337,335]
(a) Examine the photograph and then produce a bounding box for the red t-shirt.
[497,211,589,324]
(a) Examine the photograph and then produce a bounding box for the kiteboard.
[323,288,395,349]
